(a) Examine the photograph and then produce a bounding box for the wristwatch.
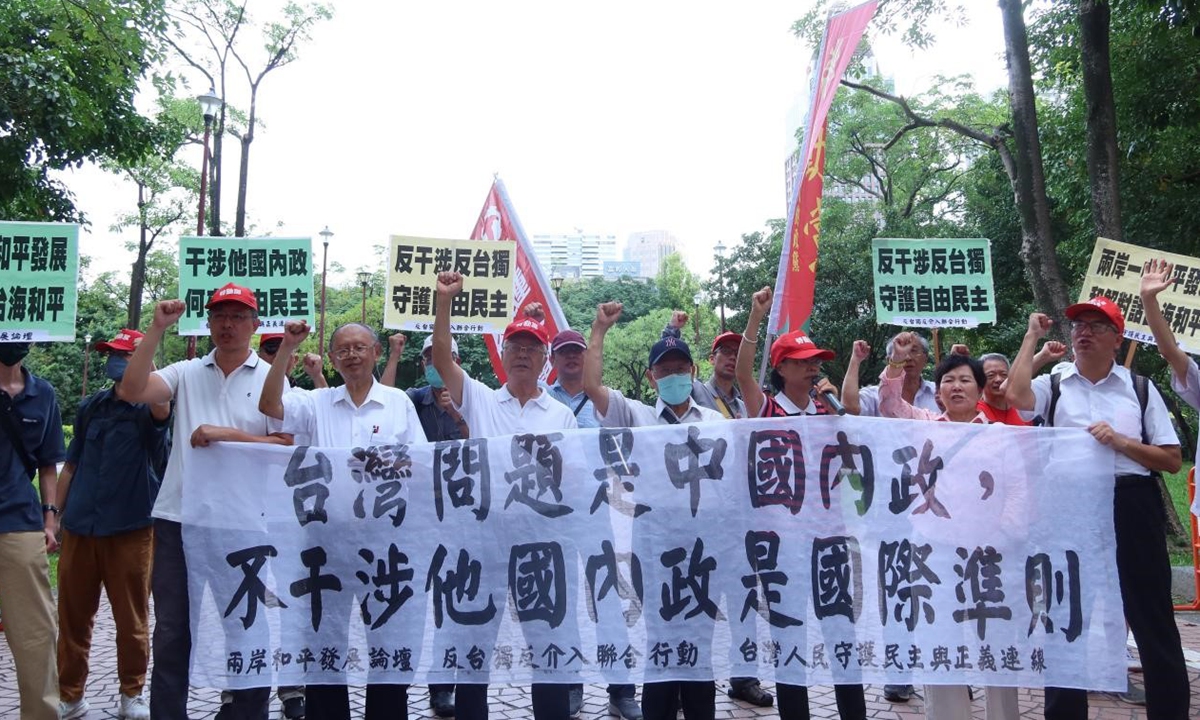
[42,504,59,516]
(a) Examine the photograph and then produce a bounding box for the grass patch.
[1164,462,1196,567]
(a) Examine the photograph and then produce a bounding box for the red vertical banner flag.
[469,178,567,384]
[768,0,878,335]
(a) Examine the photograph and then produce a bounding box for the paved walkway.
[3,596,1200,718]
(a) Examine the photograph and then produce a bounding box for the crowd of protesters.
[0,260,1195,720]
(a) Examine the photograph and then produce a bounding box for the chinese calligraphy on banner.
[0,221,79,341]
[872,238,997,328]
[1079,236,1200,354]
[384,236,515,335]
[182,416,1124,692]
[177,237,314,335]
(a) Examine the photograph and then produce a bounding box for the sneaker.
[883,684,914,702]
[727,680,774,707]
[608,695,643,720]
[568,684,584,716]
[281,695,306,719]
[430,688,455,718]
[1126,646,1142,673]
[119,693,150,720]
[60,698,90,719]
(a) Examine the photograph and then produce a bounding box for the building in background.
[602,260,642,280]
[530,229,619,279]
[623,230,679,278]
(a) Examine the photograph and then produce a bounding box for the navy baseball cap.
[648,336,693,367]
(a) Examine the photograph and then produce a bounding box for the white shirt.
[457,375,578,438]
[152,350,281,522]
[762,392,820,416]
[858,379,939,417]
[1169,357,1200,516]
[1033,361,1179,476]
[597,388,726,427]
[280,379,426,447]
[285,384,313,446]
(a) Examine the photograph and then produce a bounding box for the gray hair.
[978,352,1010,367]
[885,332,930,357]
[330,322,381,347]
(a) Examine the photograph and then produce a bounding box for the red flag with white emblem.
[469,178,567,384]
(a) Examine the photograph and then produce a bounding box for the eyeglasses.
[208,311,253,323]
[504,342,545,357]
[713,345,738,357]
[332,344,373,359]
[1070,320,1116,335]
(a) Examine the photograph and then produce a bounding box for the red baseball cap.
[770,330,835,367]
[259,334,285,346]
[710,331,742,355]
[1065,295,1125,335]
[205,282,258,311]
[95,329,144,353]
[551,329,587,352]
[503,318,549,346]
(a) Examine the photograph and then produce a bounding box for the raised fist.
[522,302,546,322]
[436,271,464,298]
[851,340,871,362]
[388,333,406,356]
[595,302,624,330]
[1027,312,1052,339]
[280,320,310,350]
[751,287,773,316]
[153,300,186,330]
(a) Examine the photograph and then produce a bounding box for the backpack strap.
[1130,372,1151,446]
[1045,372,1061,428]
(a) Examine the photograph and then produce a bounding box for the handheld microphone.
[812,376,847,416]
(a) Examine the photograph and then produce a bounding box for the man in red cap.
[1008,298,1187,719]
[430,271,578,720]
[119,283,293,720]
[56,329,170,720]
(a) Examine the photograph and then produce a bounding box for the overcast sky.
[63,1,1007,285]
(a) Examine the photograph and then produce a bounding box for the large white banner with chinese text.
[182,416,1125,691]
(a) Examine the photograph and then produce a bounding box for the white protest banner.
[1079,236,1200,354]
[181,416,1124,691]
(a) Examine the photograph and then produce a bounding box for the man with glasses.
[1008,297,1187,719]
[119,283,293,720]
[430,271,578,720]
[56,330,169,720]
[259,320,426,720]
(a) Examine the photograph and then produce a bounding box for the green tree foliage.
[556,276,660,331]
[655,253,703,313]
[0,0,168,221]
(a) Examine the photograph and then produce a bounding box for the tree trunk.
[127,181,147,329]
[1079,0,1123,242]
[998,0,1072,331]
[211,107,225,235]
[235,133,250,237]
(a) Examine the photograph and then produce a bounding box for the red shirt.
[976,400,1031,426]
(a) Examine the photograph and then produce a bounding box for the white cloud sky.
[64,1,1007,285]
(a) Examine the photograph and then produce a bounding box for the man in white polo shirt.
[430,271,578,720]
[583,301,723,720]
[119,283,293,720]
[259,319,426,720]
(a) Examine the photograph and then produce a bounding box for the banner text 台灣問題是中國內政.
[180,415,1124,690]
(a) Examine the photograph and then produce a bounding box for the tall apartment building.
[623,230,679,278]
[530,230,619,279]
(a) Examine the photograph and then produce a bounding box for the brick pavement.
[3,598,1200,718]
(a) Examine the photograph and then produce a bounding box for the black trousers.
[455,683,569,719]
[305,684,408,720]
[641,681,714,720]
[777,683,866,720]
[1044,479,1190,720]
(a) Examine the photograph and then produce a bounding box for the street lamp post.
[358,271,371,324]
[551,271,564,298]
[190,88,222,360]
[714,241,727,332]
[693,291,704,345]
[318,226,333,355]
[81,334,92,398]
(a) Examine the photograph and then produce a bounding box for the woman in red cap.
[737,286,867,720]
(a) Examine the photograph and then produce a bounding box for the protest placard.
[1079,236,1200,354]
[0,221,79,341]
[182,416,1123,692]
[872,238,996,328]
[384,236,516,334]
[177,237,314,336]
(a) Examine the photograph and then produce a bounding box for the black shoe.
[214,705,234,720]
[281,696,305,720]
[430,689,455,718]
[883,684,913,702]
[608,695,642,720]
[727,681,773,707]
[568,685,584,716]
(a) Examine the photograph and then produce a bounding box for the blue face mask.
[656,372,693,406]
[105,355,129,382]
[424,364,445,389]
